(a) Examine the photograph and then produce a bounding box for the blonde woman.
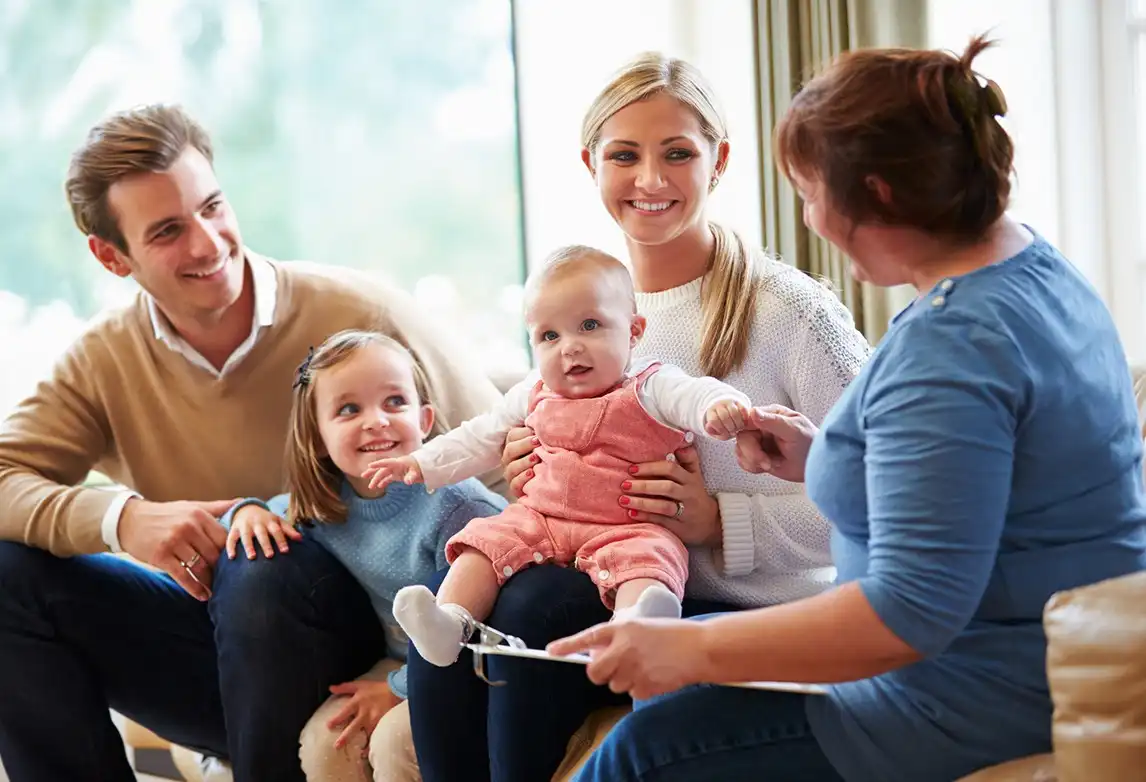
[402,53,872,782]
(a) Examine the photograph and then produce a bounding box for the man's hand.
[118,498,235,601]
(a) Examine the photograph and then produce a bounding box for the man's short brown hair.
[64,104,214,251]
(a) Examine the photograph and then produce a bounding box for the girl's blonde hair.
[285,330,446,526]
[581,51,760,379]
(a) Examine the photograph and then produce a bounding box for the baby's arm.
[641,365,753,440]
[366,375,535,491]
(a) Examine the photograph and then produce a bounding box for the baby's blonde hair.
[285,330,445,525]
[525,244,636,316]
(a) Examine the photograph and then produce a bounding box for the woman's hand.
[225,504,303,560]
[620,446,721,547]
[735,405,819,483]
[547,618,710,700]
[325,679,403,751]
[501,425,539,497]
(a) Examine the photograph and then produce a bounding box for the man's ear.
[864,174,893,206]
[630,314,647,346]
[419,404,436,438]
[89,235,133,278]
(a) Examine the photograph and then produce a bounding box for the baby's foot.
[393,585,473,667]
[613,584,682,622]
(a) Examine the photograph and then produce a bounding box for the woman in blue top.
[548,35,1146,782]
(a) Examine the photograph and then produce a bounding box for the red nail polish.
[621,480,632,490]
[530,454,540,464]
[628,465,638,474]
[619,496,630,505]
[532,437,541,446]
[526,469,534,479]
[628,509,638,517]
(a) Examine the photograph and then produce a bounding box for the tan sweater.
[0,258,505,556]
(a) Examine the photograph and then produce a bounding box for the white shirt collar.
[147,251,278,377]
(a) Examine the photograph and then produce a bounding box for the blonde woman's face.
[312,343,434,498]
[585,94,724,248]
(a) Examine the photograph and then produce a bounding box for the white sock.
[393,585,472,667]
[613,584,682,622]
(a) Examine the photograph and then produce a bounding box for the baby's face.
[526,269,639,399]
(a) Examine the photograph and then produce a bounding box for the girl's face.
[584,93,727,249]
[312,342,434,497]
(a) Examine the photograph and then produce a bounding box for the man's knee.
[0,542,59,607]
[368,701,421,782]
[210,538,351,635]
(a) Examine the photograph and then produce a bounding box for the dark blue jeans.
[0,537,386,782]
[407,564,736,782]
[574,684,844,782]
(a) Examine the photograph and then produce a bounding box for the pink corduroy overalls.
[445,363,691,606]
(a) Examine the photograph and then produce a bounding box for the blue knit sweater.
[222,478,506,697]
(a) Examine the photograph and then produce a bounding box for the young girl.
[221,329,506,780]
[364,246,753,668]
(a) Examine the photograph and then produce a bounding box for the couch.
[128,365,1146,780]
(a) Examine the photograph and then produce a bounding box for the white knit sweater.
[633,259,872,608]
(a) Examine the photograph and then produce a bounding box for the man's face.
[91,147,245,322]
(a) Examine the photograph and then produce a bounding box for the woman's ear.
[864,174,893,206]
[419,404,436,438]
[581,147,595,179]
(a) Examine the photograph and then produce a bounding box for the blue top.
[804,232,1146,782]
[222,479,506,698]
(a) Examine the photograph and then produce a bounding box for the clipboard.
[464,624,827,696]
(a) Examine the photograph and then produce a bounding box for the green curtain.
[754,0,927,341]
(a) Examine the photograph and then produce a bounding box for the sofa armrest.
[1043,570,1146,782]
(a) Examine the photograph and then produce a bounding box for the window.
[0,0,526,416]
[928,0,1146,364]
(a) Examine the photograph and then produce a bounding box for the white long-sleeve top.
[413,361,750,490]
[633,261,872,608]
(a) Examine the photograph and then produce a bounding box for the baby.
[365,245,752,667]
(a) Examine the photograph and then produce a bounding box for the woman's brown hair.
[285,330,446,526]
[774,34,1013,240]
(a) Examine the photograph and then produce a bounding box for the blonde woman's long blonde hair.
[581,52,760,380]
[285,330,446,526]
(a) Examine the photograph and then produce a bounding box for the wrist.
[688,620,720,685]
[704,494,723,548]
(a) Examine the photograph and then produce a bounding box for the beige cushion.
[551,706,630,782]
[1043,570,1146,782]
[955,754,1056,782]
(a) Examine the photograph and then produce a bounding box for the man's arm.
[0,338,119,556]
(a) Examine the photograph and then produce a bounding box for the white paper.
[465,643,827,695]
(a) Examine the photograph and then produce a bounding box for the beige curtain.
[754,0,927,342]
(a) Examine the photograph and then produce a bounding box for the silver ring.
[674,501,684,520]
[180,552,202,570]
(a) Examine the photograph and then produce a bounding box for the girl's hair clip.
[292,346,316,390]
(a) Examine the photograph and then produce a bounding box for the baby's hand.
[363,455,424,490]
[704,399,749,440]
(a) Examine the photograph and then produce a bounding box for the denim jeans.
[575,683,845,782]
[0,536,386,782]
[406,564,736,782]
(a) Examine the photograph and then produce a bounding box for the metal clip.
[470,620,527,686]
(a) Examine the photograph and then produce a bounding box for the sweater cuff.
[101,490,140,553]
[219,498,271,530]
[715,492,755,577]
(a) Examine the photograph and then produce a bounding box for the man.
[0,104,503,781]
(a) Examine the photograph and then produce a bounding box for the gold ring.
[674,501,684,520]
